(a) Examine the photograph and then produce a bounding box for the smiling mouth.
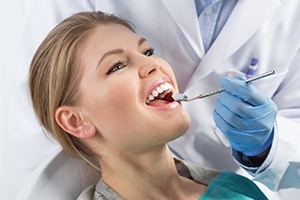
[146,82,175,106]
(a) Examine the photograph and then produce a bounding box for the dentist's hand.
[213,76,277,156]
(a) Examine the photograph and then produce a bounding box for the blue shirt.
[195,0,238,52]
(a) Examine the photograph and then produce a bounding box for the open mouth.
[145,82,176,107]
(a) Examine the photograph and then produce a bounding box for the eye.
[143,47,155,57]
[106,60,128,75]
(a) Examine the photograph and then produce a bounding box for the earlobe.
[55,106,96,139]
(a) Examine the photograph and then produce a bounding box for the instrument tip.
[172,93,188,101]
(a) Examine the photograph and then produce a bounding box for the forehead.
[86,24,140,48]
[79,23,143,73]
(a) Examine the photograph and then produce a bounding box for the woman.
[29,11,267,199]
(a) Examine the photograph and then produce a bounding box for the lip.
[149,101,181,110]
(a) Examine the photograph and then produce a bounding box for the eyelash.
[143,47,155,57]
[106,47,155,75]
[106,60,127,75]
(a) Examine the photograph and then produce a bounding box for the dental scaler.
[172,70,275,102]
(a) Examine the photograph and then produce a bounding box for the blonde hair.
[29,11,135,170]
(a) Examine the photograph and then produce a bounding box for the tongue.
[147,99,170,107]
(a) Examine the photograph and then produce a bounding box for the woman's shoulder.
[177,159,268,199]
[175,158,221,184]
[76,185,95,200]
[77,179,123,200]
[76,159,220,200]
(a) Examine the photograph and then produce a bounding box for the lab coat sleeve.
[258,49,300,190]
[235,50,300,191]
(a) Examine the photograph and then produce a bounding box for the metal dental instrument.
[172,70,275,102]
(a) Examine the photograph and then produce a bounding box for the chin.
[169,112,191,140]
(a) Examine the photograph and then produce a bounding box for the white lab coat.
[6,0,300,199]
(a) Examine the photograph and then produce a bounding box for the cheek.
[159,60,178,87]
[103,81,136,113]
[90,88,143,148]
[86,79,138,131]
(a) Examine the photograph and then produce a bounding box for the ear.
[55,106,96,139]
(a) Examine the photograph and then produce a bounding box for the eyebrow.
[97,37,147,69]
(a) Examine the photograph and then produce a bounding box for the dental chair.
[15,148,99,200]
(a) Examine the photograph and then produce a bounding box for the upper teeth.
[146,82,173,103]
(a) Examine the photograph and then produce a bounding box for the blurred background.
[1,1,26,199]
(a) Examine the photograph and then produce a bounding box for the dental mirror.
[172,70,275,102]
[172,93,189,102]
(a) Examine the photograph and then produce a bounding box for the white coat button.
[205,7,213,15]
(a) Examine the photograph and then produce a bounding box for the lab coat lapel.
[186,0,281,89]
[162,0,204,57]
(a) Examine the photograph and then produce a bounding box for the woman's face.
[78,24,190,153]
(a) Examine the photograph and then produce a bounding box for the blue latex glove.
[213,76,277,156]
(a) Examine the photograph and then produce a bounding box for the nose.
[138,58,161,78]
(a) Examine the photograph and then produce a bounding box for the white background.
[0,0,24,199]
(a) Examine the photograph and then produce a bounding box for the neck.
[99,145,204,199]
